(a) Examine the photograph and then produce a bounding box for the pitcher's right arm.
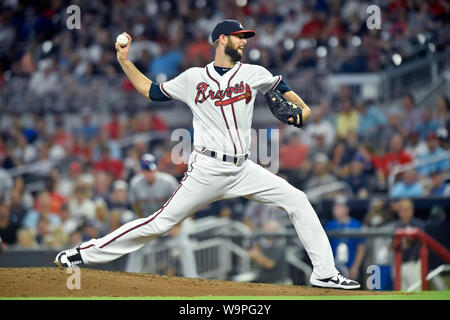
[116,33,152,100]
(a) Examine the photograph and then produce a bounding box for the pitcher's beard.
[225,42,242,62]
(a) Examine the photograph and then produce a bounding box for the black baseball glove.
[264,90,303,128]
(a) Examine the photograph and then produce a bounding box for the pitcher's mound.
[0,267,384,297]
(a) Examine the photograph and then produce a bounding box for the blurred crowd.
[0,0,450,288]
[0,90,449,253]
[0,0,449,89]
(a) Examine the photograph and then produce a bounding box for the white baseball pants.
[79,150,338,279]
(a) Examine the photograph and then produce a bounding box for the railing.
[305,181,354,203]
[387,152,450,191]
[393,228,450,291]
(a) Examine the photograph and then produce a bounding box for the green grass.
[1,291,449,300]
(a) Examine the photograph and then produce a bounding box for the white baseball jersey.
[160,61,282,156]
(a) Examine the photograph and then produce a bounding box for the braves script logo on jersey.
[195,81,252,106]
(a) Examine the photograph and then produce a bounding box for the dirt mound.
[0,267,385,297]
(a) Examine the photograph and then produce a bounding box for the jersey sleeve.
[253,65,283,95]
[159,69,190,104]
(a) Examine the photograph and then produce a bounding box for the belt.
[200,149,248,166]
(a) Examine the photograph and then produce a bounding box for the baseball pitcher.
[55,19,360,289]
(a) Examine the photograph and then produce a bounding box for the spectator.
[14,228,38,249]
[329,141,354,179]
[425,206,450,274]
[66,183,96,235]
[23,191,61,231]
[129,154,178,218]
[435,95,449,128]
[423,171,450,197]
[0,201,20,246]
[94,199,111,237]
[389,169,424,199]
[305,153,337,190]
[356,101,387,143]
[248,220,289,284]
[381,109,408,147]
[102,112,123,141]
[243,201,288,231]
[13,132,37,165]
[7,188,28,227]
[92,171,112,202]
[279,132,309,172]
[400,94,422,135]
[75,110,99,141]
[336,99,359,140]
[11,177,33,209]
[405,131,429,158]
[108,180,132,211]
[184,30,212,67]
[325,196,366,280]
[416,132,450,176]
[393,199,425,291]
[157,144,188,180]
[56,161,83,198]
[93,144,124,180]
[374,134,413,181]
[34,176,65,216]
[303,107,336,154]
[344,154,370,198]
[0,167,13,201]
[416,108,439,141]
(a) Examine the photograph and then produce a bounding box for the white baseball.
[116,34,129,47]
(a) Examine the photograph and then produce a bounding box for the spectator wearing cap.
[389,169,424,199]
[325,196,366,281]
[416,132,450,176]
[305,153,337,191]
[129,154,179,219]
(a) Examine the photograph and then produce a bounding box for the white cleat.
[54,247,83,269]
[310,273,361,290]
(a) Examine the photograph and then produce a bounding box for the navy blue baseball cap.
[211,19,256,43]
[140,153,158,171]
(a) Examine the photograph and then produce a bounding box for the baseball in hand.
[116,34,129,47]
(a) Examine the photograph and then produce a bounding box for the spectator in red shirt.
[34,176,65,216]
[185,30,212,67]
[280,132,309,171]
[373,134,413,181]
[102,112,123,141]
[93,144,124,180]
[135,110,168,132]
[300,11,325,39]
